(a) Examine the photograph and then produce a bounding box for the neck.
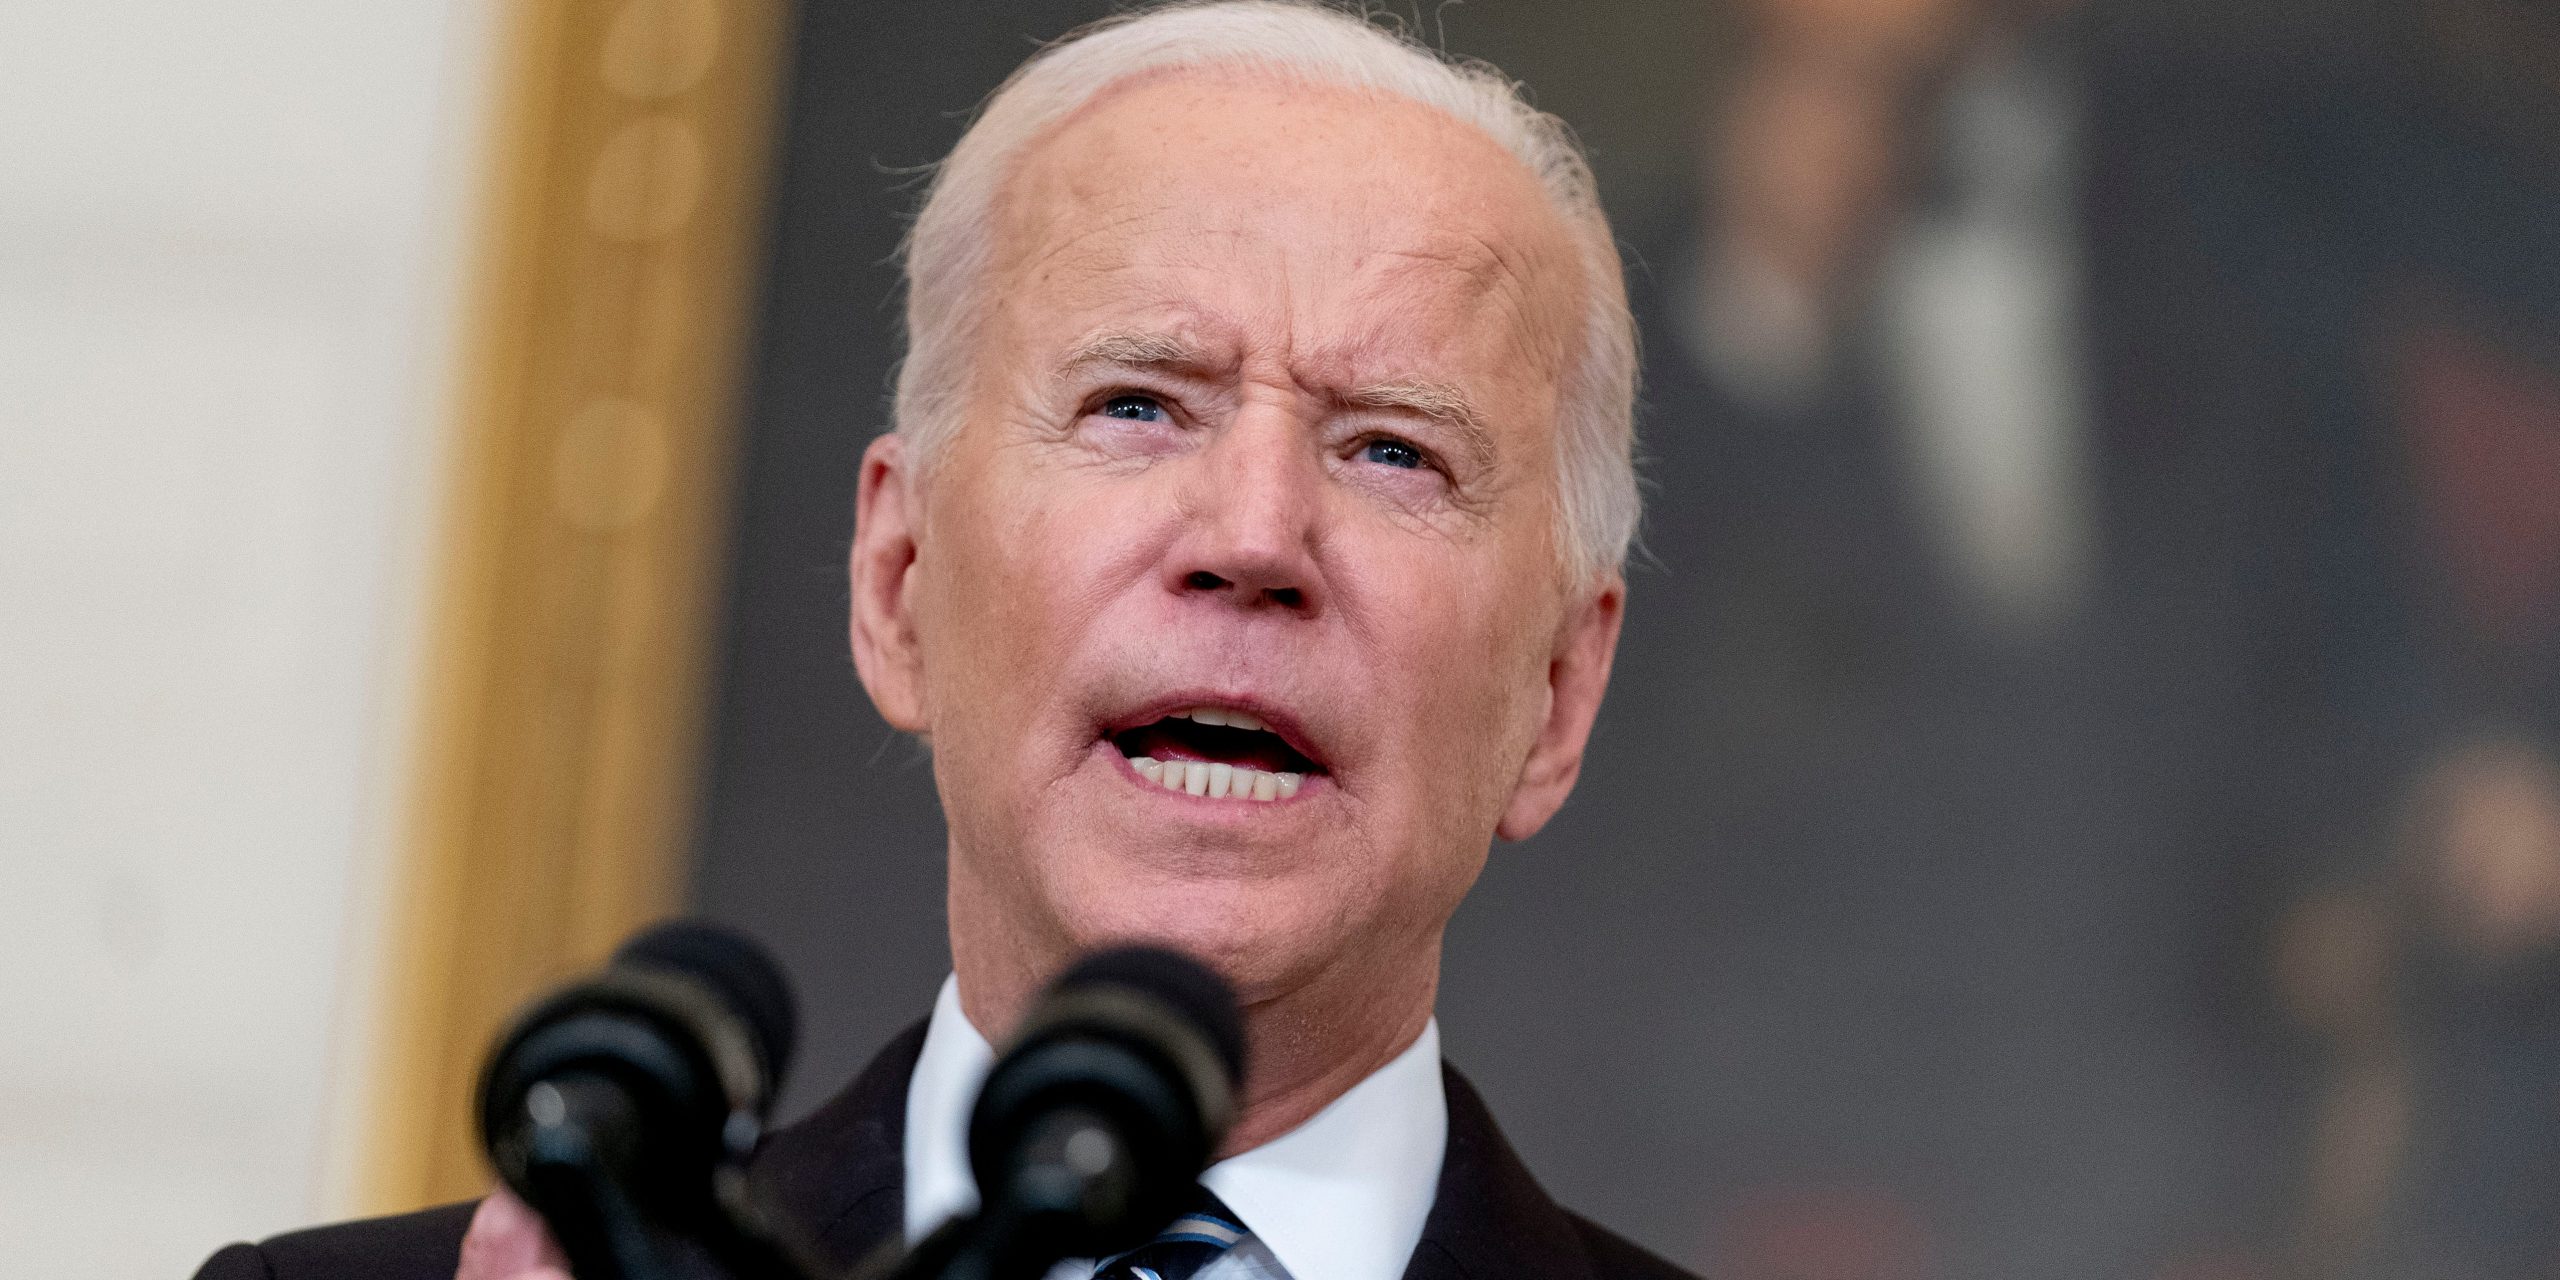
[948,893,1441,1158]
[1217,945,1439,1155]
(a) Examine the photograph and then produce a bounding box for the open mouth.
[1108,706,1323,802]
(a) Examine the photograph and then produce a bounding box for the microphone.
[477,920,800,1280]
[892,946,1244,1280]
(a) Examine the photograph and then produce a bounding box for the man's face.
[852,73,1622,1009]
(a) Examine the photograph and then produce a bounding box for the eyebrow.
[1057,327,1497,469]
[1057,329,1211,375]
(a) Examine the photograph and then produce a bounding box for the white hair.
[894,0,1639,587]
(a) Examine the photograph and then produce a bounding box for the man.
[195,4,1674,1279]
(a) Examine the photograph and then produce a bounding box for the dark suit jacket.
[194,1025,1696,1280]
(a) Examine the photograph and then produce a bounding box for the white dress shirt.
[902,975,1447,1280]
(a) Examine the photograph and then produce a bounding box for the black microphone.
[890,946,1244,1280]
[477,920,800,1280]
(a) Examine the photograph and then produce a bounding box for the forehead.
[983,70,1585,381]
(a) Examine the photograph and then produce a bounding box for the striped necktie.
[1090,1190,1248,1280]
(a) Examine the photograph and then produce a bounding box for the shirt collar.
[903,973,1448,1280]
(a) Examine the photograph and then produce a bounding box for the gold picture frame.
[363,0,790,1214]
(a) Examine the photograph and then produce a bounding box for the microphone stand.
[517,1077,680,1280]
[515,1073,830,1280]
[850,1105,1142,1280]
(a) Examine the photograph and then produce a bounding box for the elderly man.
[195,4,1672,1279]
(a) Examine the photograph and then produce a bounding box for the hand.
[455,1189,570,1280]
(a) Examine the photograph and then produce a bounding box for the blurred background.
[6,1,2559,1278]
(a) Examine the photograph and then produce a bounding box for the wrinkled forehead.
[981,69,1588,379]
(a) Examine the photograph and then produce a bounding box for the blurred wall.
[0,4,497,1275]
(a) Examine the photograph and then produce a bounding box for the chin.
[1048,865,1344,996]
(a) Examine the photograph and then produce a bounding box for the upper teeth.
[1172,706,1268,732]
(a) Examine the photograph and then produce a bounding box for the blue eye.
[1099,394,1168,422]
[1362,438,1426,469]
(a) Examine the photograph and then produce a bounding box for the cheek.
[913,457,1151,742]
[1366,556,1555,811]
[914,471,1068,738]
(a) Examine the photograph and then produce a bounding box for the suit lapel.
[1401,1066,1597,1280]
[751,1021,927,1273]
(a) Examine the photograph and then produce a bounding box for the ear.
[850,432,929,732]
[1495,576,1625,841]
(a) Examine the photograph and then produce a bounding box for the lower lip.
[1098,741,1323,806]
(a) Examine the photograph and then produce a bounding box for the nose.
[1164,405,1324,615]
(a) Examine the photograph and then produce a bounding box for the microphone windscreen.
[1052,944,1245,1087]
[614,919,798,1086]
